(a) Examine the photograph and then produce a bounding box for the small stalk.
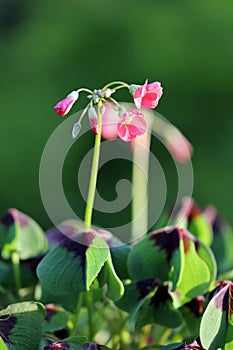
[84,101,103,229]
[11,251,21,300]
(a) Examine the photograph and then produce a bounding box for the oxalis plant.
[1,80,233,350]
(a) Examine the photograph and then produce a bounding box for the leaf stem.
[86,290,94,341]
[84,101,102,229]
[71,291,84,336]
[11,251,21,300]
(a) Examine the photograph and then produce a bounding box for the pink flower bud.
[133,79,163,109]
[54,91,79,116]
[88,107,98,135]
[118,110,147,142]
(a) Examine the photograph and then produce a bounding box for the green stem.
[103,81,129,90]
[71,291,84,336]
[11,251,21,299]
[109,97,121,107]
[86,290,94,341]
[77,87,93,94]
[77,102,92,124]
[84,101,102,229]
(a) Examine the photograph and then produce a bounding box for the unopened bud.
[72,122,82,139]
[104,88,112,98]
[92,94,100,104]
[67,90,79,101]
[88,107,99,134]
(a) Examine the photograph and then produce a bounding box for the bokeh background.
[1,0,233,231]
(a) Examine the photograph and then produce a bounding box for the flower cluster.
[54,80,163,142]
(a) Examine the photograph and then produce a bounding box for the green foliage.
[0,206,233,349]
[0,301,45,350]
[0,209,47,260]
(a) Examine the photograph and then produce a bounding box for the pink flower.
[133,79,163,109]
[89,104,119,139]
[118,110,147,142]
[54,91,79,116]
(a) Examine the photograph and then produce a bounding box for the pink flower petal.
[133,80,163,110]
[118,110,147,142]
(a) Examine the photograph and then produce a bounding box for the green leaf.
[211,220,233,274]
[160,344,184,350]
[117,280,182,330]
[0,301,45,350]
[179,296,205,337]
[37,231,109,295]
[128,227,183,290]
[0,337,11,350]
[176,230,216,300]
[110,242,131,279]
[64,336,87,344]
[98,254,124,301]
[0,208,47,260]
[188,213,213,246]
[42,304,69,333]
[169,197,213,246]
[85,234,109,290]
[200,281,233,350]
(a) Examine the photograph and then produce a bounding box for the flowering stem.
[84,101,103,229]
[77,87,93,94]
[109,97,121,107]
[103,81,130,90]
[77,102,92,125]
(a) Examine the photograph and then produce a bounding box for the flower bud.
[104,88,112,98]
[88,107,99,134]
[54,90,79,116]
[71,122,82,139]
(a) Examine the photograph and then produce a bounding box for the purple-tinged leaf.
[42,304,69,333]
[117,279,182,330]
[200,280,233,350]
[128,227,183,290]
[0,208,47,260]
[0,302,45,350]
[171,197,213,246]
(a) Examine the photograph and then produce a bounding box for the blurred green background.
[1,0,233,231]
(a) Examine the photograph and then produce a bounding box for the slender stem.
[77,102,91,124]
[86,290,94,341]
[71,291,84,336]
[109,97,121,107]
[84,101,102,229]
[77,87,93,94]
[102,81,129,90]
[113,85,129,91]
[11,251,21,299]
